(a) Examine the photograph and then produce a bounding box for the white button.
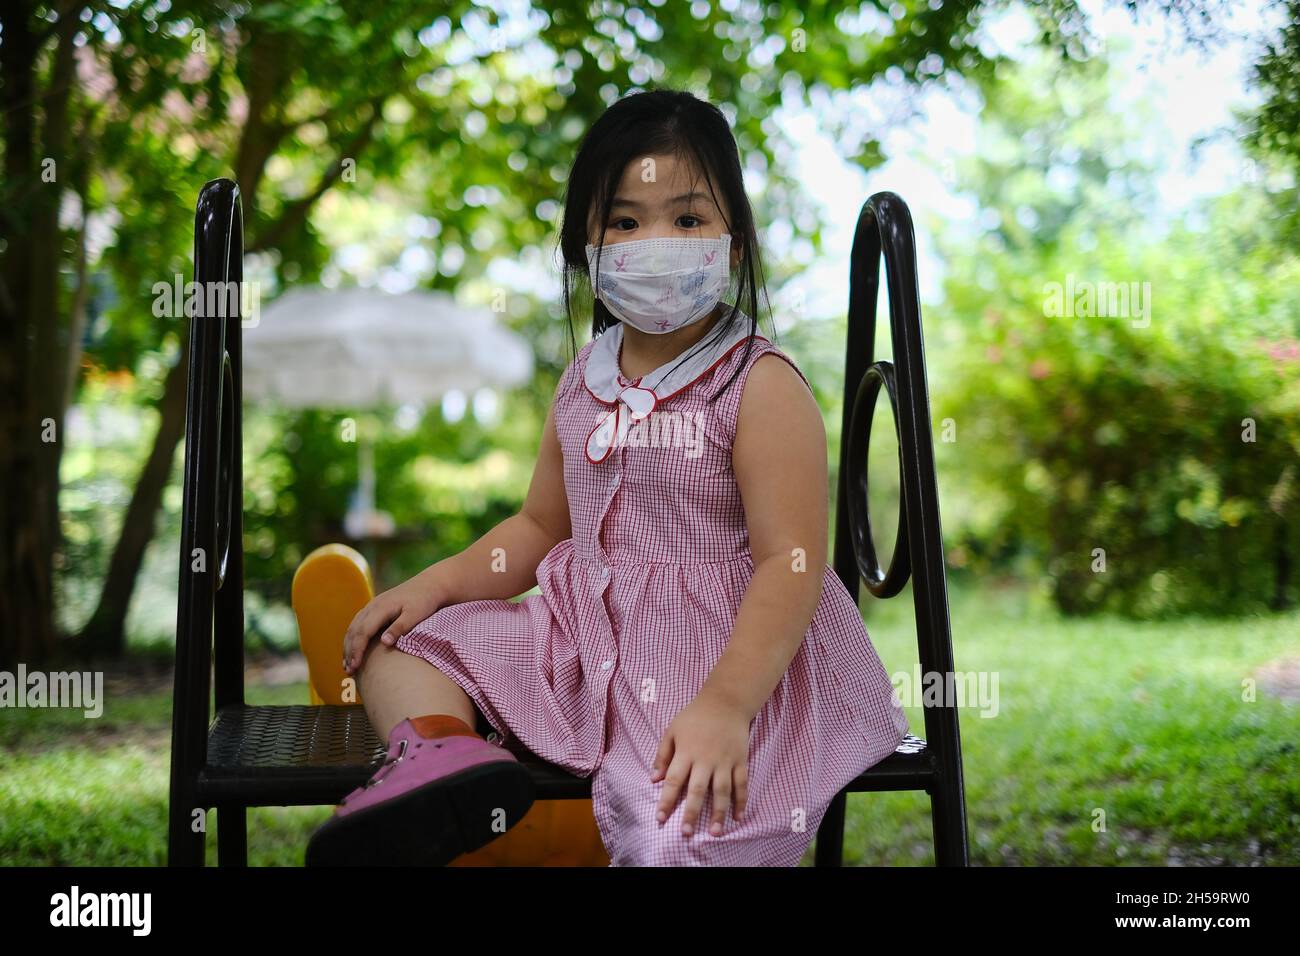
[601,659,613,670]
[599,568,610,581]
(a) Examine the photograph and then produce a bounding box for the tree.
[4,0,1212,664]
[1246,0,1300,248]
[929,42,1300,617]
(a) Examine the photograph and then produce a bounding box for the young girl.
[306,88,909,867]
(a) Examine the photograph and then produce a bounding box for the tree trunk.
[77,332,192,657]
[74,29,383,658]
[0,4,61,668]
[32,2,81,585]
[1271,519,1292,612]
[71,33,283,660]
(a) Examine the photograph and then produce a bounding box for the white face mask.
[585,234,732,334]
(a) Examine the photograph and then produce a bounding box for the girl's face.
[588,152,742,270]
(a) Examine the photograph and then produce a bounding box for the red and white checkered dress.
[395,312,909,865]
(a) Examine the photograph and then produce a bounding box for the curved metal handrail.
[169,178,247,863]
[215,349,236,590]
[834,192,946,614]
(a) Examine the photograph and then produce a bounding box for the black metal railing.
[168,178,250,864]
[815,191,970,866]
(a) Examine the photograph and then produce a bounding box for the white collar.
[582,309,759,405]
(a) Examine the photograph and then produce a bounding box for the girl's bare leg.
[356,642,477,740]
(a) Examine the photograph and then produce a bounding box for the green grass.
[3,578,1297,866]
[824,576,1300,866]
[0,680,335,866]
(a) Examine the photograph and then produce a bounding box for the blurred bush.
[935,189,1300,618]
[923,47,1300,618]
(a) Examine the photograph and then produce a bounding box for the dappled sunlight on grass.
[1,745,170,865]
[2,579,1297,865]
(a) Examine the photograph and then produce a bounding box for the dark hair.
[556,88,770,400]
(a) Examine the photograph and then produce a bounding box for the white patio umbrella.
[243,286,532,407]
[242,286,534,538]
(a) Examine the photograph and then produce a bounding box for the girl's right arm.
[342,398,571,674]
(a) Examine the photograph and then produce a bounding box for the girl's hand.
[650,691,751,837]
[342,568,447,675]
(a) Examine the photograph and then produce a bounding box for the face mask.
[585,234,732,334]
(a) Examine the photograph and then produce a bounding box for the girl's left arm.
[700,353,829,720]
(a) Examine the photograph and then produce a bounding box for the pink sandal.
[305,715,535,866]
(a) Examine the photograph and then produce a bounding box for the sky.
[290,0,1290,424]
[71,1,1294,439]
[768,0,1286,326]
[764,0,1284,327]
[466,0,1287,337]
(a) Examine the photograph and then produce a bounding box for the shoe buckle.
[364,737,408,789]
